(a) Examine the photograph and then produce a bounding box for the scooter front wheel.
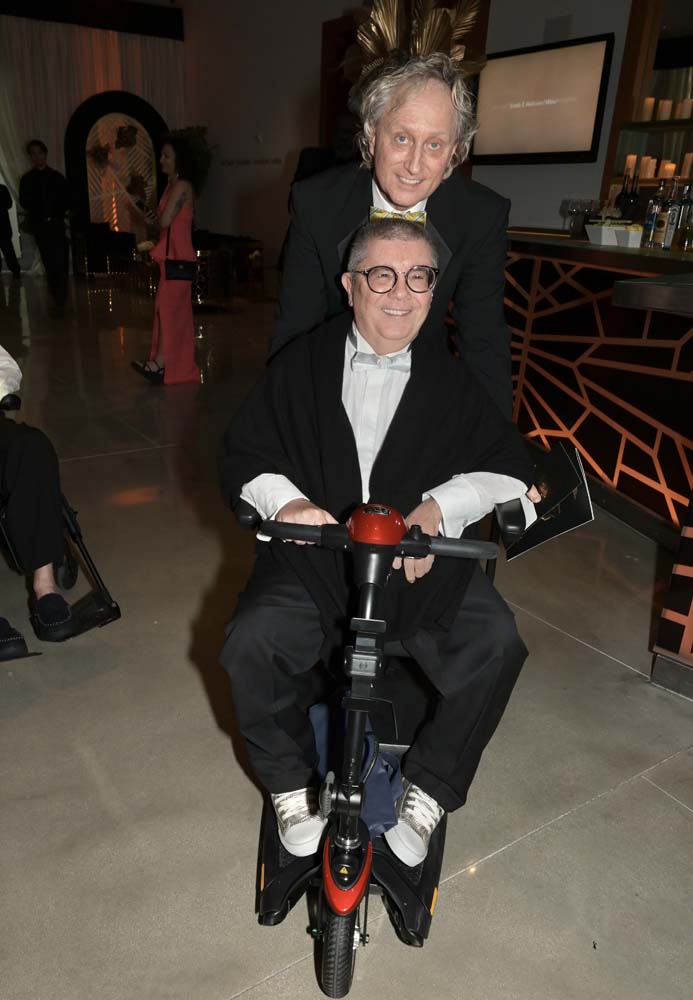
[320,908,358,998]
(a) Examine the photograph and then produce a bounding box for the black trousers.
[0,418,64,573]
[220,561,527,813]
[0,237,20,277]
[33,223,68,306]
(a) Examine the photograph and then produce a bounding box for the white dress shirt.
[241,326,536,536]
[0,344,22,398]
[371,180,427,216]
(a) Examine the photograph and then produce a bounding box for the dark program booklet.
[505,443,594,560]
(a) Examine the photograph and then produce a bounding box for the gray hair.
[346,218,439,272]
[355,53,478,176]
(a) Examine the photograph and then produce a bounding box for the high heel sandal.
[131,360,165,385]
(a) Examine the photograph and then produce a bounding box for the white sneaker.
[270,787,327,857]
[384,780,444,867]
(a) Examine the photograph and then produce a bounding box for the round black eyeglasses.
[353,265,439,294]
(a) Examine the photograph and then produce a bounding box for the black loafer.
[31,594,76,643]
[131,360,164,384]
[0,617,30,661]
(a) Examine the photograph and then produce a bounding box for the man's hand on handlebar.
[393,497,442,583]
[275,498,338,544]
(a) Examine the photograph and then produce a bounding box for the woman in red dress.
[132,137,200,386]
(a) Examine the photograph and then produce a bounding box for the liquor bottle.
[652,180,677,248]
[641,180,666,247]
[663,180,685,249]
[670,184,692,251]
[621,172,641,221]
[677,221,693,252]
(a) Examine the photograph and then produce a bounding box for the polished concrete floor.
[2,274,692,1000]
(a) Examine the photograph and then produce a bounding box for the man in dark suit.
[272,53,512,418]
[221,219,534,863]
[19,139,70,313]
[0,185,21,280]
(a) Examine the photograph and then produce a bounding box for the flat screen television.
[471,34,614,164]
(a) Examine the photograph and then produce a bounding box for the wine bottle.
[622,172,640,221]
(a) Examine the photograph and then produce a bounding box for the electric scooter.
[236,499,499,997]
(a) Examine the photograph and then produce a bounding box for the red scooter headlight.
[346,504,407,546]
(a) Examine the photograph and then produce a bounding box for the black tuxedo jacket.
[272,162,512,416]
[221,313,531,649]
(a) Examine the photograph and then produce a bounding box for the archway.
[65,91,168,230]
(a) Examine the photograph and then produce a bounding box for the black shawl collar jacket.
[220,314,531,651]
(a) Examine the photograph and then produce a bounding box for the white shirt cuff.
[424,472,536,538]
[240,473,307,521]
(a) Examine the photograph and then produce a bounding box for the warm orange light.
[108,486,161,507]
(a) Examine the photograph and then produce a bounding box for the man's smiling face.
[369,78,457,210]
[342,236,435,355]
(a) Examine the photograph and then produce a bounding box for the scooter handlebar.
[258,519,497,560]
[236,500,498,560]
[259,520,344,546]
[426,535,498,561]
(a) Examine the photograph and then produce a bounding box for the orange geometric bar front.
[505,248,693,528]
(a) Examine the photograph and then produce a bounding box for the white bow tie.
[351,351,411,374]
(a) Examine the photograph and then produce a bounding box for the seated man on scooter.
[219,218,535,866]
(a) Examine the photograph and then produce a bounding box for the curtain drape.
[0,14,184,201]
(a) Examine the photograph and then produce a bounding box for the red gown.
[149,187,200,385]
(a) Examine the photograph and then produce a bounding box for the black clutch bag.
[164,227,197,281]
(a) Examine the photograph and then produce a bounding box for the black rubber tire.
[320,909,357,998]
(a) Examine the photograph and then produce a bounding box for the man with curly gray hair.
[272,53,511,415]
[356,52,478,184]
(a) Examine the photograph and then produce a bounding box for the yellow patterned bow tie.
[369,206,427,226]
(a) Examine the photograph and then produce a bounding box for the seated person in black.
[0,344,75,657]
[218,219,535,865]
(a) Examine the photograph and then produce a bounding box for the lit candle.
[662,162,676,179]
[656,99,673,121]
[624,154,637,177]
[640,97,655,121]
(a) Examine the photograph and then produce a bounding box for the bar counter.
[504,231,692,535]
